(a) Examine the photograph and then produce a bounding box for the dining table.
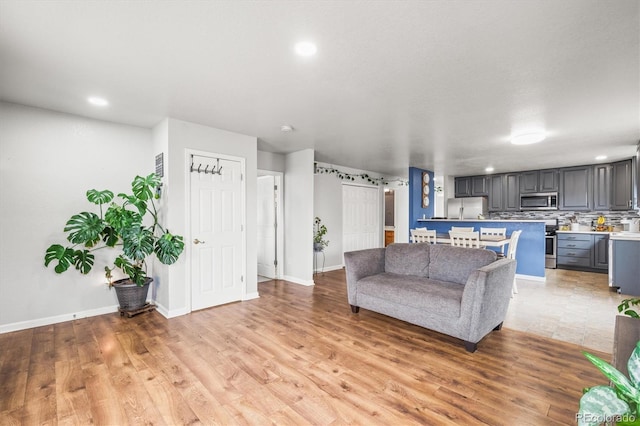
[435,233,511,254]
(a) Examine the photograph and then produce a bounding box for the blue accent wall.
[408,167,434,237]
[416,220,546,278]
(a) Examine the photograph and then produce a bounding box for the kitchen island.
[416,219,546,279]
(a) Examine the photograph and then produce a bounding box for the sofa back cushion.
[428,245,497,285]
[384,243,430,277]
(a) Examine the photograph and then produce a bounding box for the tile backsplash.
[489,210,640,227]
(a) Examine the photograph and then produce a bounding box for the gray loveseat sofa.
[344,243,517,352]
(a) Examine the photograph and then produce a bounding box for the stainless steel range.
[545,219,558,269]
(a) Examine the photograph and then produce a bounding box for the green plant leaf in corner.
[86,189,114,205]
[64,212,104,246]
[578,385,630,426]
[72,249,95,274]
[584,351,640,403]
[155,232,185,265]
[628,341,640,390]
[44,244,75,273]
[131,174,160,201]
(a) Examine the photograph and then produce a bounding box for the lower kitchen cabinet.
[557,233,608,272]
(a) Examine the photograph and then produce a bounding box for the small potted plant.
[44,173,184,312]
[313,217,329,252]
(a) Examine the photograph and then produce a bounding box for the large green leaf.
[118,193,147,215]
[64,212,104,246]
[122,227,154,261]
[584,351,640,402]
[86,189,114,205]
[101,226,119,247]
[114,256,146,286]
[629,341,640,390]
[578,386,631,426]
[72,250,95,274]
[44,244,75,273]
[131,174,160,201]
[155,232,185,265]
[104,204,142,233]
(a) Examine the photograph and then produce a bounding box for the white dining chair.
[449,231,481,248]
[451,226,474,232]
[411,229,437,244]
[507,230,522,295]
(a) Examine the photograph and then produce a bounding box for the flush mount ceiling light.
[510,132,546,145]
[485,167,495,173]
[595,155,607,160]
[280,125,294,132]
[294,41,317,57]
[87,96,109,107]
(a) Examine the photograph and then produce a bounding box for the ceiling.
[0,1,638,178]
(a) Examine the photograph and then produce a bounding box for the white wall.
[257,150,285,173]
[392,183,409,243]
[0,102,152,331]
[283,149,314,285]
[153,118,258,317]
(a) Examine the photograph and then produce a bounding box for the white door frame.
[185,148,247,313]
[341,182,383,254]
[258,169,284,279]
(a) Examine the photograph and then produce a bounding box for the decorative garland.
[314,164,408,186]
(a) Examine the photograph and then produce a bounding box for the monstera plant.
[44,173,184,310]
[578,341,640,426]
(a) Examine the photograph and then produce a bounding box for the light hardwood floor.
[1,269,610,425]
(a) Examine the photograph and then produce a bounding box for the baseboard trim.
[154,302,189,319]
[314,264,344,273]
[244,292,260,301]
[516,273,546,282]
[0,304,119,334]
[282,275,315,286]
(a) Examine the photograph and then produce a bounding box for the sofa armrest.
[343,248,386,305]
[460,258,517,342]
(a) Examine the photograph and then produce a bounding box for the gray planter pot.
[113,277,152,311]
[314,242,324,252]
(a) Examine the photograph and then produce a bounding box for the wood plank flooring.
[0,269,610,425]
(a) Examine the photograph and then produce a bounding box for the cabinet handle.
[567,244,576,247]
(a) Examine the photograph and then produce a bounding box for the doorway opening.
[257,170,283,282]
[384,189,395,246]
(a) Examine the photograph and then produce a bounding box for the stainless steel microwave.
[520,192,558,210]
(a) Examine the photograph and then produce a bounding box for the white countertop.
[557,230,640,240]
[417,219,546,222]
[556,230,614,235]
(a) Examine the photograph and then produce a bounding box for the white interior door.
[257,175,276,278]
[342,184,380,254]
[190,154,244,310]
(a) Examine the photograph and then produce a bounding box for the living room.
[1,1,639,424]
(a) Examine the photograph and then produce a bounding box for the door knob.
[193,238,205,245]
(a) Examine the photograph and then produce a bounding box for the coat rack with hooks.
[190,156,223,175]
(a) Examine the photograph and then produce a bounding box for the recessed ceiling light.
[87,96,109,107]
[294,41,317,57]
[595,155,607,161]
[511,132,546,145]
[485,167,495,173]
[280,125,294,132]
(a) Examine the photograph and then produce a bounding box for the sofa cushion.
[384,243,430,277]
[357,272,463,318]
[428,245,497,285]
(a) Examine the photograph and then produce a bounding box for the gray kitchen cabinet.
[611,159,633,210]
[557,233,608,271]
[559,166,592,211]
[488,174,504,211]
[504,173,520,211]
[519,169,558,194]
[593,164,611,211]
[471,176,489,196]
[454,177,471,197]
[520,171,538,194]
[539,169,559,192]
[592,234,609,270]
[612,238,640,296]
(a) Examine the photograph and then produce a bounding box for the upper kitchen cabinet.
[488,174,504,211]
[611,159,633,210]
[454,177,472,197]
[559,166,592,211]
[504,173,520,211]
[520,169,559,194]
[593,164,611,211]
[471,176,490,196]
